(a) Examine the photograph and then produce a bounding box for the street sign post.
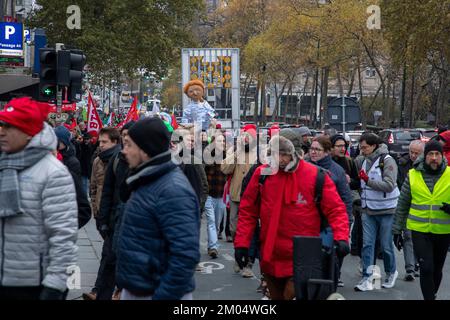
[0,22,24,57]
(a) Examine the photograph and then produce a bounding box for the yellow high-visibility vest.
[407,166,450,234]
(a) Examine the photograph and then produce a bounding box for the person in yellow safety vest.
[392,140,450,300]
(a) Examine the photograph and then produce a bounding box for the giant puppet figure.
[181,79,216,131]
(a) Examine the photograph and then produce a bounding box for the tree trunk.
[409,69,416,128]
[242,75,250,120]
[400,63,407,127]
[298,72,310,124]
[320,67,330,127]
[284,82,293,123]
[336,63,344,97]
[357,60,366,130]
[347,68,355,96]
[253,79,260,124]
[311,68,319,127]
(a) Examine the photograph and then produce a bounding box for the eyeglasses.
[334,144,346,149]
[310,147,324,153]
[359,145,371,150]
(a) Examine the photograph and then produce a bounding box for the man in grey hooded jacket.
[0,97,78,300]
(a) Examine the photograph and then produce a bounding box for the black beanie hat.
[128,118,171,157]
[330,134,347,148]
[424,140,443,157]
[121,120,136,132]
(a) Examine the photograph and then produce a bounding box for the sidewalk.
[67,219,102,300]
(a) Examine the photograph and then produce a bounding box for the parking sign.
[0,22,24,57]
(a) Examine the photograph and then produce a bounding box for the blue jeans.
[204,196,219,250]
[361,214,396,278]
[209,197,226,234]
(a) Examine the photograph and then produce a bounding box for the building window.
[16,0,24,6]
[365,68,376,78]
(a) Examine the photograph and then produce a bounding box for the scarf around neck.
[0,147,51,218]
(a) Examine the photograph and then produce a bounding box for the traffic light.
[57,49,86,102]
[68,49,86,102]
[38,48,57,102]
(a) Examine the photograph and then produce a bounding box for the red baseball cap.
[0,97,51,136]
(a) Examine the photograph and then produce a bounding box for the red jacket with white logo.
[234,160,349,278]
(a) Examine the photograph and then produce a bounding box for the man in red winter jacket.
[234,135,350,300]
[438,130,450,165]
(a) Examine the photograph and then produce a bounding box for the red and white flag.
[124,96,139,123]
[87,92,103,136]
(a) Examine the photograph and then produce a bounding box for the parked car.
[378,129,421,159]
[416,128,438,142]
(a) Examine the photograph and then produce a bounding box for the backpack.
[258,167,327,231]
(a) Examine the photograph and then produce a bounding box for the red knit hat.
[0,97,51,136]
[242,124,257,138]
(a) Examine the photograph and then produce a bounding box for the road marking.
[198,261,225,274]
[222,253,234,261]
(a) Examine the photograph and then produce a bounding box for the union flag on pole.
[87,92,103,136]
[124,96,139,123]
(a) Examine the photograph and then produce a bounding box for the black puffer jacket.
[60,142,92,228]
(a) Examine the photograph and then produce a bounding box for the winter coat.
[439,131,450,165]
[311,155,353,223]
[359,144,399,215]
[97,151,129,232]
[116,153,200,299]
[0,124,78,291]
[60,142,92,228]
[397,153,414,189]
[221,148,257,202]
[392,155,449,234]
[90,144,121,216]
[181,163,209,211]
[234,160,349,278]
[75,138,96,178]
[332,155,360,190]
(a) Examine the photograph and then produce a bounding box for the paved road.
[69,217,450,300]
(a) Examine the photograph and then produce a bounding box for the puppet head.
[183,79,205,103]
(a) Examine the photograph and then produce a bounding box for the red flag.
[87,92,103,136]
[171,112,179,130]
[124,96,139,123]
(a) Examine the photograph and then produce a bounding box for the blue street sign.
[24,29,31,43]
[0,22,24,57]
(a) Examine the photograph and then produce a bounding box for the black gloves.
[441,203,450,215]
[40,287,66,300]
[234,247,249,269]
[393,233,404,251]
[334,240,350,257]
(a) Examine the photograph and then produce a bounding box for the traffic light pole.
[55,43,64,113]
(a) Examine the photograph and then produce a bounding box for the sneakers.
[82,291,97,300]
[208,248,218,259]
[241,266,255,278]
[337,279,344,287]
[354,278,374,292]
[226,236,233,243]
[404,270,415,281]
[218,233,223,240]
[382,270,398,288]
